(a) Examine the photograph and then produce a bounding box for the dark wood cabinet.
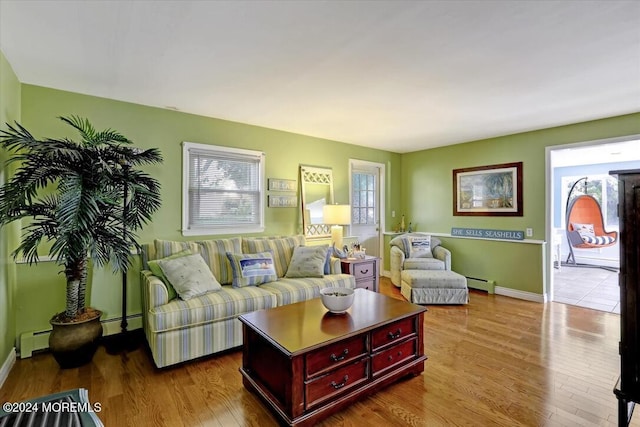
[611,169,640,427]
[239,290,426,426]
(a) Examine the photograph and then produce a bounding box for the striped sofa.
[140,235,356,368]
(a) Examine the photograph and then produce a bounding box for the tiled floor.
[553,264,620,313]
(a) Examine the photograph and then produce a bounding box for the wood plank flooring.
[2,277,638,426]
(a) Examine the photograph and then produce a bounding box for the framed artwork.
[453,162,523,216]
[268,178,297,192]
[268,194,298,208]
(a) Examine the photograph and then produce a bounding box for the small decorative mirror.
[300,165,334,238]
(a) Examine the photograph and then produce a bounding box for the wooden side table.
[340,256,379,292]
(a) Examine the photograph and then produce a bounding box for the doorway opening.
[548,137,640,312]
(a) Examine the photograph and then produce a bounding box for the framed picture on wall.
[268,194,298,208]
[268,178,297,192]
[453,162,523,216]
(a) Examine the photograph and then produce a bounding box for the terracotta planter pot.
[49,309,103,369]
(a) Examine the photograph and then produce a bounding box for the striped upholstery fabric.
[139,235,357,368]
[153,239,200,260]
[582,235,616,245]
[260,274,355,306]
[141,270,170,308]
[243,235,306,277]
[196,237,242,285]
[147,317,244,368]
[148,285,276,332]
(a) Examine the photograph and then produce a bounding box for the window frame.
[182,141,265,236]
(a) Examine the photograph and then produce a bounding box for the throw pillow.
[409,236,433,258]
[572,223,595,239]
[157,253,222,300]
[226,251,278,287]
[242,235,305,278]
[390,233,441,258]
[196,237,242,285]
[153,239,200,259]
[285,245,329,278]
[147,249,194,301]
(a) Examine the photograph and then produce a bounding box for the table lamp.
[323,204,351,248]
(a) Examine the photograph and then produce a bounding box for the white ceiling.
[1,1,639,154]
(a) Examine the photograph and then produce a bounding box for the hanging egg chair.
[565,177,618,265]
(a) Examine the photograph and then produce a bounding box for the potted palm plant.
[0,116,162,368]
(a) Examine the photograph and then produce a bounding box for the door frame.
[349,159,386,266]
[545,134,639,302]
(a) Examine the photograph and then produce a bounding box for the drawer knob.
[330,375,349,389]
[359,269,369,274]
[387,351,403,362]
[388,329,402,340]
[387,355,393,361]
[329,349,349,362]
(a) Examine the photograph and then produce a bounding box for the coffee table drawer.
[305,335,367,378]
[371,317,416,350]
[305,359,369,410]
[372,338,417,377]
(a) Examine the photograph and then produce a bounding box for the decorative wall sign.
[268,178,297,192]
[268,194,297,208]
[453,162,523,216]
[451,227,525,240]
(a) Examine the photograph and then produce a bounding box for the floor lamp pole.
[106,162,139,354]
[121,164,129,335]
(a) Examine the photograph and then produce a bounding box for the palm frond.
[59,116,97,145]
[1,116,163,316]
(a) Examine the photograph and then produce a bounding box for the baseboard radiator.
[466,277,496,294]
[19,314,143,359]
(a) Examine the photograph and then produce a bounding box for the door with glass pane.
[350,161,383,258]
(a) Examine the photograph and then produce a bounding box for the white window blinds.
[183,142,265,235]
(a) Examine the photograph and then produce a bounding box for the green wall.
[14,84,400,343]
[4,57,639,354]
[0,51,20,366]
[401,113,640,296]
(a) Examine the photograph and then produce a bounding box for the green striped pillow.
[243,235,305,278]
[196,238,242,285]
[153,239,199,260]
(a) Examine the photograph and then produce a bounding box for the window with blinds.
[182,142,265,235]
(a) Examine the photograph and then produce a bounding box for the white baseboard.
[0,347,16,389]
[18,314,143,359]
[101,314,143,336]
[495,286,545,303]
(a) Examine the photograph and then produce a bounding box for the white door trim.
[349,159,386,265]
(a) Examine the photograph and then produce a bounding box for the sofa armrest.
[433,246,451,271]
[141,270,169,309]
[390,246,405,287]
[329,256,343,274]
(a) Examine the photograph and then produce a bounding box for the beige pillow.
[285,245,328,278]
[148,249,193,301]
[157,253,222,300]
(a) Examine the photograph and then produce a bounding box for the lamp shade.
[323,204,351,225]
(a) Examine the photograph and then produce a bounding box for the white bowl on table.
[320,287,355,314]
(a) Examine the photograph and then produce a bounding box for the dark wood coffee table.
[239,288,427,426]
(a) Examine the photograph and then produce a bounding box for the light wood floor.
[2,277,638,427]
